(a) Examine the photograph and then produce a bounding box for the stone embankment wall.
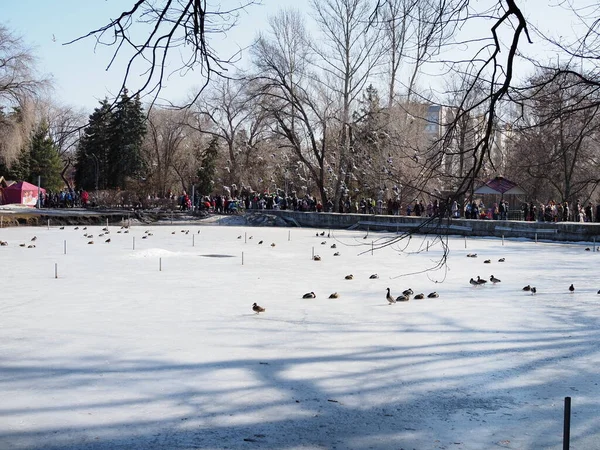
[249,210,600,243]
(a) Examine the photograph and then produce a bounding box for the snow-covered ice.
[1,223,599,449]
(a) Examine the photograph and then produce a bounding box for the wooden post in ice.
[535,233,538,243]
[427,241,429,251]
[159,257,162,271]
[371,240,374,256]
[594,237,596,252]
[242,251,244,265]
[464,236,467,249]
[171,211,173,224]
[132,236,135,250]
[288,230,291,241]
[1,216,3,228]
[47,219,50,230]
[64,240,67,255]
[312,246,314,260]
[563,396,571,450]
[106,218,109,228]
[54,263,58,279]
[193,234,195,247]
[245,232,247,244]
[502,234,504,246]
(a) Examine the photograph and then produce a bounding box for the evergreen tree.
[28,122,63,191]
[75,100,112,191]
[108,90,146,189]
[196,137,219,196]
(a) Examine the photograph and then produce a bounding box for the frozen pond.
[1,224,599,449]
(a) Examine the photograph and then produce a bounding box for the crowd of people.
[36,187,600,223]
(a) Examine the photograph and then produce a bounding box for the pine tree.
[75,100,112,191]
[28,122,63,191]
[108,90,146,189]
[196,137,219,196]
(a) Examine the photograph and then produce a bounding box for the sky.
[1,219,600,449]
[1,0,584,114]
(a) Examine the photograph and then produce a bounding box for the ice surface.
[1,224,599,449]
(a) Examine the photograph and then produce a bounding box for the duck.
[329,292,339,299]
[331,244,337,249]
[428,292,439,298]
[369,274,379,279]
[386,288,396,305]
[585,248,591,251]
[19,243,26,247]
[237,235,241,239]
[117,230,122,234]
[31,236,37,241]
[333,252,340,256]
[597,290,600,294]
[124,230,129,234]
[102,227,109,232]
[142,235,148,239]
[490,275,501,284]
[402,288,414,297]
[498,258,505,262]
[321,241,327,245]
[271,243,276,247]
[0,241,7,246]
[59,226,65,230]
[467,253,477,258]
[315,232,319,237]
[569,284,575,293]
[74,227,79,230]
[320,231,325,236]
[252,303,266,314]
[345,274,354,280]
[258,240,263,245]
[27,244,36,248]
[303,292,316,299]
[88,241,94,245]
[396,294,410,302]
[522,285,531,291]
[105,238,111,243]
[531,287,537,295]
[83,227,87,230]
[476,276,487,285]
[313,255,321,261]
[172,231,176,235]
[483,259,491,264]
[470,278,479,286]
[414,293,425,300]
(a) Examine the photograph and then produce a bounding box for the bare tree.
[143,108,198,196]
[67,1,260,107]
[190,78,267,187]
